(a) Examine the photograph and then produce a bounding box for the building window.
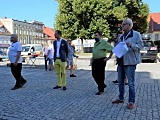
[155,34,159,40]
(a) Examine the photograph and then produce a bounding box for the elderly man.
[110,18,143,109]
[8,34,27,90]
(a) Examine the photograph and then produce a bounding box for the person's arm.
[89,57,93,66]
[14,42,22,66]
[104,51,113,61]
[14,52,21,66]
[47,50,51,58]
[65,41,69,60]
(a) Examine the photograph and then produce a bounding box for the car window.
[22,46,30,52]
[143,41,154,47]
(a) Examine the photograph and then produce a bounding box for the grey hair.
[124,18,133,28]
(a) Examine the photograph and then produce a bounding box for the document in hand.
[112,42,129,58]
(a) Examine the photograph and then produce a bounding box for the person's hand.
[89,58,93,66]
[104,57,111,61]
[14,62,18,66]
[126,42,132,47]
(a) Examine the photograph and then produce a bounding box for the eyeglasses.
[121,23,128,27]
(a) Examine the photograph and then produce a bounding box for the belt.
[56,57,60,59]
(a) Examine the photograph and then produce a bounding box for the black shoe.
[95,91,104,95]
[70,74,76,77]
[63,87,66,91]
[21,80,27,87]
[125,83,128,85]
[104,84,107,88]
[11,86,21,90]
[53,86,61,89]
[113,80,118,84]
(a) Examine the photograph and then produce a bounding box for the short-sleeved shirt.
[92,39,113,59]
[8,41,22,63]
[47,44,54,59]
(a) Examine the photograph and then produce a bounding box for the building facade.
[0,18,53,49]
[148,13,160,41]
[0,20,11,52]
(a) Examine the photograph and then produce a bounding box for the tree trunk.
[80,38,84,53]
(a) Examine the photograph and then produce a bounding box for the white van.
[21,44,43,56]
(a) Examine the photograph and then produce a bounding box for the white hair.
[124,18,133,28]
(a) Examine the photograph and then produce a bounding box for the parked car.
[140,40,158,63]
[21,44,43,62]
[0,51,8,62]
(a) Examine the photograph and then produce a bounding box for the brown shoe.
[112,99,124,104]
[126,103,134,109]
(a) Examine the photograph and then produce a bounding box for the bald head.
[10,34,18,42]
[11,34,18,39]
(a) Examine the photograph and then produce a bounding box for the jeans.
[118,64,136,103]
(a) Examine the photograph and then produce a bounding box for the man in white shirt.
[46,40,54,71]
[8,34,27,90]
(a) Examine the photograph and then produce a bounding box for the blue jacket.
[116,30,144,65]
[53,39,68,62]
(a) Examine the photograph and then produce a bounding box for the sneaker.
[104,84,107,88]
[112,80,118,84]
[126,103,134,109]
[11,86,22,90]
[125,83,128,85]
[21,80,27,87]
[112,99,124,104]
[95,91,104,95]
[53,86,61,89]
[63,87,67,91]
[70,74,76,77]
[113,80,128,85]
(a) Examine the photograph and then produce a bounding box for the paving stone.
[0,59,160,119]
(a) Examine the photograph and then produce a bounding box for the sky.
[0,0,159,28]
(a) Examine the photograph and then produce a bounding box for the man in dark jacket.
[53,30,68,91]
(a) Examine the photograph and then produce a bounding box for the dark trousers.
[92,57,106,92]
[11,63,26,87]
[44,55,48,71]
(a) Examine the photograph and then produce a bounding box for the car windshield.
[22,46,30,52]
[143,41,154,47]
[0,51,5,56]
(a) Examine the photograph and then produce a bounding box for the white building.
[0,17,45,46]
[72,38,108,53]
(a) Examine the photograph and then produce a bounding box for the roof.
[0,21,3,27]
[0,20,11,34]
[43,26,55,40]
[148,13,160,24]
[148,12,160,32]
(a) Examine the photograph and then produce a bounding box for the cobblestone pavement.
[0,58,160,120]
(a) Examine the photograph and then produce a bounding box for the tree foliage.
[54,0,149,40]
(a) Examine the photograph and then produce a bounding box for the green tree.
[54,0,149,51]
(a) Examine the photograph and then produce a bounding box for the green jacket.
[92,39,113,59]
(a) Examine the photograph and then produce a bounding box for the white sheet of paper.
[112,42,129,58]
